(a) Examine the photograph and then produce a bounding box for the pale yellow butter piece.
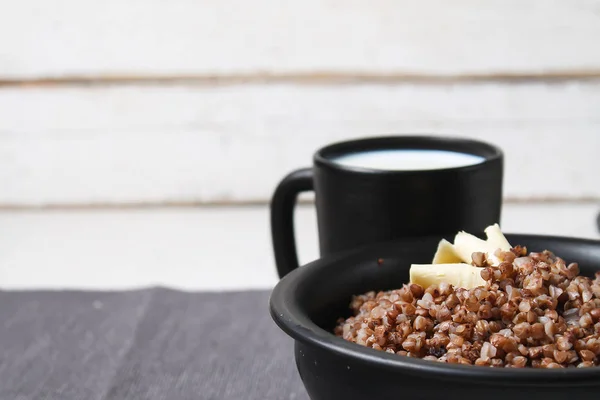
[484,223,512,252]
[409,263,486,289]
[432,239,462,264]
[453,232,490,263]
[453,224,511,266]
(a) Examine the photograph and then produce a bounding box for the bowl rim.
[270,233,600,384]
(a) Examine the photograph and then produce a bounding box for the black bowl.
[270,234,600,400]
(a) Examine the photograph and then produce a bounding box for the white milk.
[331,149,484,171]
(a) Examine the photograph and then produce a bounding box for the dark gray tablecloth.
[0,288,307,400]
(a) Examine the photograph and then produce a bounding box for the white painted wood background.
[0,0,598,291]
[0,84,599,205]
[0,0,599,206]
[0,204,598,290]
[2,0,600,77]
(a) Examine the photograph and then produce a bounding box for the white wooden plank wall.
[2,0,600,77]
[0,0,599,207]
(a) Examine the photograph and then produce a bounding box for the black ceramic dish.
[270,234,600,400]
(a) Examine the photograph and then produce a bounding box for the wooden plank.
[1,0,600,79]
[4,72,600,88]
[0,204,597,290]
[0,82,599,205]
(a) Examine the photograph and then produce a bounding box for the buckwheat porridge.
[334,225,600,368]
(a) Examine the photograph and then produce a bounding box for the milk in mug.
[331,149,485,171]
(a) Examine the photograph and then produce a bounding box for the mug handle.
[270,168,314,278]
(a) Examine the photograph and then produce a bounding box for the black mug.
[271,136,503,278]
